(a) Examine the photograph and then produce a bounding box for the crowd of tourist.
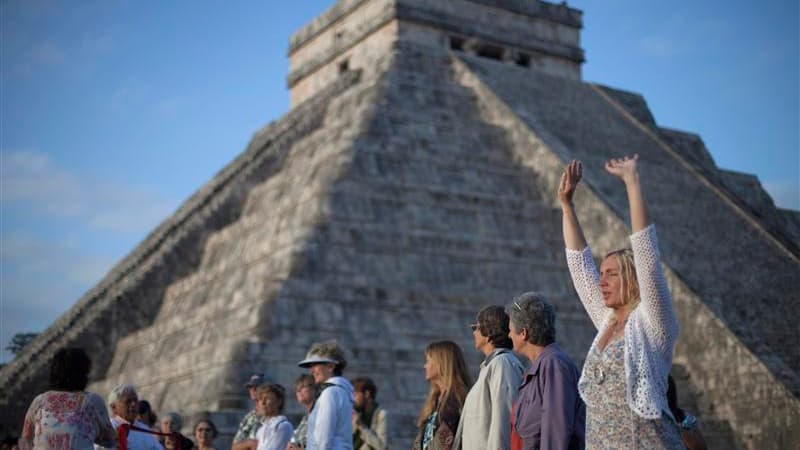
[15,156,707,450]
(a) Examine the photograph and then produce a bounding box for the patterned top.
[292,414,308,447]
[20,391,116,450]
[421,412,439,450]
[234,409,263,443]
[581,339,683,449]
[566,224,679,419]
[412,395,461,450]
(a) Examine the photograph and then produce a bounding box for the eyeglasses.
[469,323,479,331]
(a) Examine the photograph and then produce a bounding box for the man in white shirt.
[96,384,163,450]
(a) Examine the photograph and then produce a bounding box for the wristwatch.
[680,413,697,430]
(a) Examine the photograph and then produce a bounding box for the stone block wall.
[289,0,396,105]
[289,0,584,105]
[88,67,375,438]
[4,3,797,450]
[452,51,799,449]
[248,39,599,444]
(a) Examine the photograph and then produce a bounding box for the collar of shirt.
[519,343,560,389]
[262,415,288,427]
[481,347,512,368]
[112,416,130,425]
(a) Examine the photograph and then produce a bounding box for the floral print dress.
[20,391,116,450]
[581,339,683,449]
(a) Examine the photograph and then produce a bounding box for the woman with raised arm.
[558,155,683,449]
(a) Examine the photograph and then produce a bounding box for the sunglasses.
[469,323,479,331]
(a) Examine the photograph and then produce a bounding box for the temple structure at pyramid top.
[287,0,584,105]
[2,1,798,449]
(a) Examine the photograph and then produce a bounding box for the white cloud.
[636,16,731,59]
[30,41,66,66]
[154,98,180,120]
[0,234,117,363]
[2,39,68,80]
[0,149,179,363]
[3,234,116,283]
[1,150,177,233]
[2,234,115,289]
[638,36,683,58]
[81,33,116,57]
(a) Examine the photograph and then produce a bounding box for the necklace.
[612,317,627,336]
[593,317,628,384]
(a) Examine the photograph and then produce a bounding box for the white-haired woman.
[506,293,585,450]
[559,155,683,449]
[161,412,195,450]
[288,341,354,450]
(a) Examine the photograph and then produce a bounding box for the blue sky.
[1,0,798,363]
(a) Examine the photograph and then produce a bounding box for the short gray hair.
[506,292,556,346]
[108,384,137,408]
[162,412,183,430]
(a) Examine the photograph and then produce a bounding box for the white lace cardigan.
[566,224,679,420]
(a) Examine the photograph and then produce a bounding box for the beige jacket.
[454,349,524,450]
[354,406,388,450]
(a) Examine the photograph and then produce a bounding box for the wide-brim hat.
[297,354,339,368]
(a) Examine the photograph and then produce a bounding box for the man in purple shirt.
[507,292,585,450]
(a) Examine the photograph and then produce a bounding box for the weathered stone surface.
[2,1,797,449]
[454,53,799,449]
[0,69,364,437]
[289,0,583,105]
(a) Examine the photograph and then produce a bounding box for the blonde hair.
[416,341,471,429]
[604,248,640,319]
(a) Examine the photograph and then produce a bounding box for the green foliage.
[6,332,39,355]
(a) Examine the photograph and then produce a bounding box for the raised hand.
[604,154,639,182]
[605,153,649,231]
[558,159,583,205]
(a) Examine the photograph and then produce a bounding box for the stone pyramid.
[2,1,798,448]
